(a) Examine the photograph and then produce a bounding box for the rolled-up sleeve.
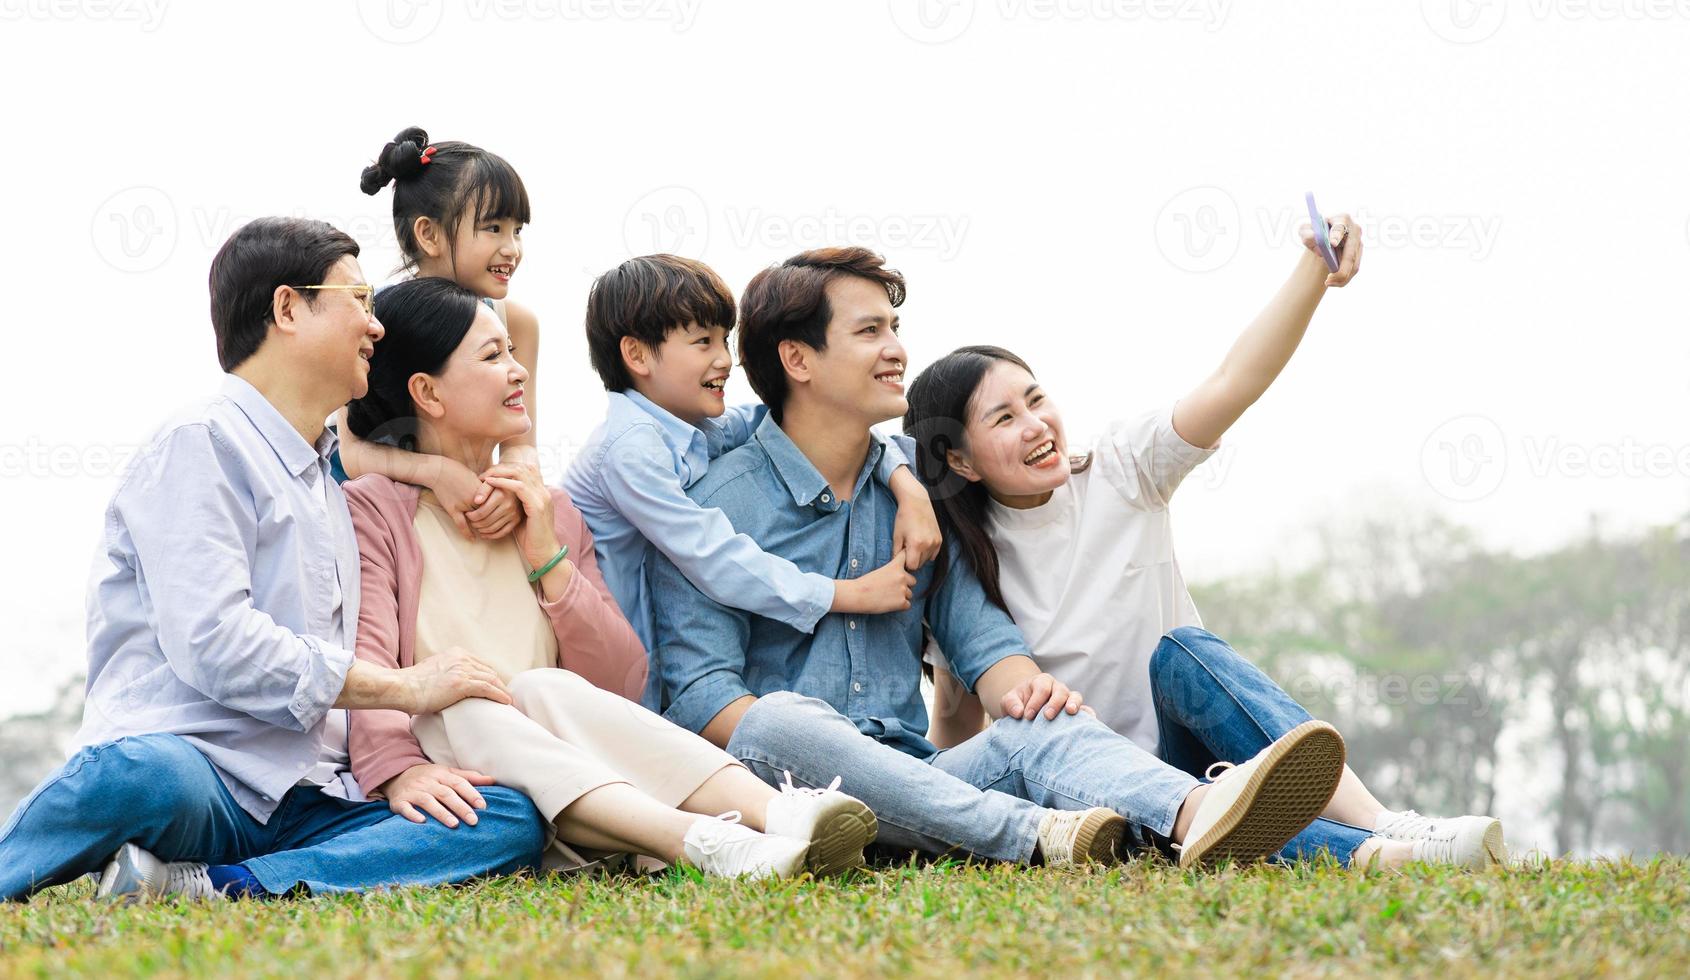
[115,424,352,732]
[924,544,1029,692]
[874,432,914,485]
[603,429,834,633]
[1097,407,1218,509]
[647,547,754,734]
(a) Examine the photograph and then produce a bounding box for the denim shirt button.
[852,682,863,693]
[848,620,857,630]
[820,492,831,503]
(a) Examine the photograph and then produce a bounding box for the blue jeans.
[728,691,1200,864]
[1149,627,1372,866]
[0,734,547,901]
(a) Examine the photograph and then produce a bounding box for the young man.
[0,217,546,902]
[646,247,1348,869]
[561,254,939,692]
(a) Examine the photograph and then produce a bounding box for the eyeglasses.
[296,283,376,317]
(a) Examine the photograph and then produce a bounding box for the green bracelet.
[528,544,569,583]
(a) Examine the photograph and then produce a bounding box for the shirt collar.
[220,374,335,480]
[752,414,885,508]
[618,389,710,462]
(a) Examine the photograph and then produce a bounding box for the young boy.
[562,254,940,700]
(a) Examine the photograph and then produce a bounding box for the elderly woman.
[343,277,875,879]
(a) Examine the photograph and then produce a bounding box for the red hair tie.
[418,145,437,166]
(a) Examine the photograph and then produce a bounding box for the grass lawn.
[2,856,1684,977]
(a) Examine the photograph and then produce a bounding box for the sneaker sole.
[95,843,157,903]
[1480,819,1507,868]
[1179,720,1346,870]
[1069,809,1127,865]
[802,799,878,877]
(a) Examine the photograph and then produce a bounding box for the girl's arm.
[602,432,912,628]
[500,300,540,459]
[336,406,489,541]
[1171,215,1362,451]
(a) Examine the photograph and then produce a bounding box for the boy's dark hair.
[736,247,905,422]
[360,126,531,275]
[207,216,361,372]
[584,254,737,391]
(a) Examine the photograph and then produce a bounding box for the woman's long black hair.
[902,345,1036,616]
[346,277,484,450]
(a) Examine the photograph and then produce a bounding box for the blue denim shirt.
[648,416,1028,758]
[77,375,359,822]
[564,391,909,680]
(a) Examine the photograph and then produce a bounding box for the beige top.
[412,491,558,682]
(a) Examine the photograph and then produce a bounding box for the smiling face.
[411,304,531,445]
[627,321,733,426]
[292,255,385,402]
[793,275,908,427]
[948,359,1071,506]
[417,202,523,300]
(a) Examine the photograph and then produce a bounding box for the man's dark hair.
[736,247,905,421]
[584,254,737,391]
[207,216,361,372]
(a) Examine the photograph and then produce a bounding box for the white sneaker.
[1036,807,1126,867]
[1176,720,1347,870]
[681,811,809,880]
[762,772,877,877]
[96,843,224,903]
[1377,810,1507,869]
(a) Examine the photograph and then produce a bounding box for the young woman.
[343,277,877,879]
[904,216,1507,870]
[338,126,538,542]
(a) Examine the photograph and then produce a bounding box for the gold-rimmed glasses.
[296,283,376,317]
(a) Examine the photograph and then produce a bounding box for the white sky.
[2,0,1688,719]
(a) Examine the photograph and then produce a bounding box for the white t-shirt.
[929,407,1215,754]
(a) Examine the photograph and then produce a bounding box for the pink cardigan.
[342,474,649,797]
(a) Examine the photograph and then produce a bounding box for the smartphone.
[1305,192,1340,272]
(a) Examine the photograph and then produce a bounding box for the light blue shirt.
[562,391,909,691]
[77,375,360,822]
[648,416,1029,759]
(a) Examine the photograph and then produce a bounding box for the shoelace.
[780,771,844,797]
[1378,809,1436,839]
[1203,761,1236,782]
[687,811,746,857]
[163,863,220,901]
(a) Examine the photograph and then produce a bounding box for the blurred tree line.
[1192,511,1690,857]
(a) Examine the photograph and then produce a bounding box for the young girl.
[345,278,876,878]
[339,126,536,541]
[904,215,1507,871]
